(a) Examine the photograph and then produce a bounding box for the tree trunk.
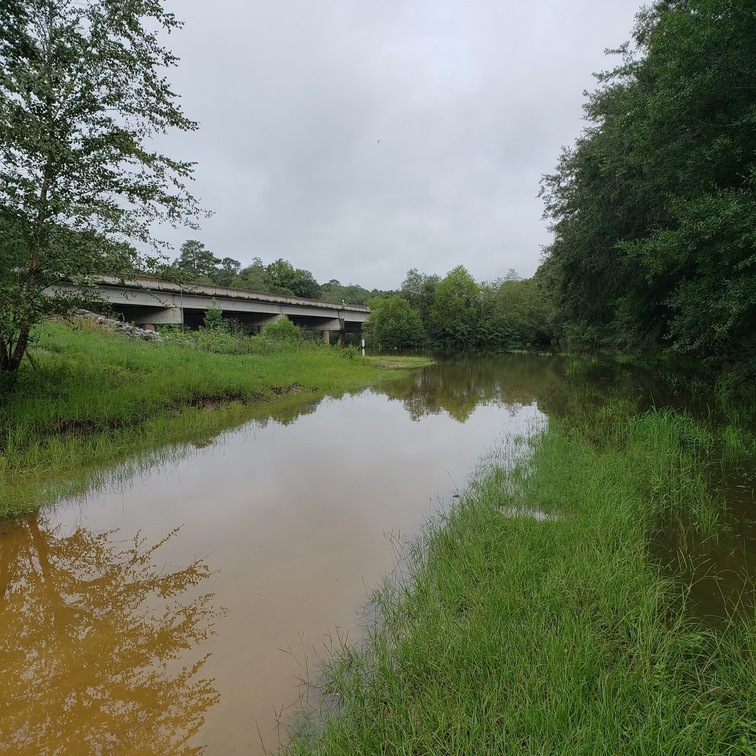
[0,334,9,372]
[9,321,31,372]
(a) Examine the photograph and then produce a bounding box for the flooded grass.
[365,355,436,369]
[0,320,392,517]
[286,409,756,754]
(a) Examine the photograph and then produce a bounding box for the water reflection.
[383,355,567,422]
[0,517,222,754]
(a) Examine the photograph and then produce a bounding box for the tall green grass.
[0,319,389,516]
[286,410,756,754]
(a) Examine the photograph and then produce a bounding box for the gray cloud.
[155,0,642,289]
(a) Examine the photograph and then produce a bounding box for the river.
[0,355,752,754]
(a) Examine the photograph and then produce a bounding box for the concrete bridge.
[48,274,370,345]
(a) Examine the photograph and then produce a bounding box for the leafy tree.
[540,0,756,364]
[400,268,440,322]
[172,243,241,287]
[368,296,425,351]
[236,257,271,292]
[622,0,756,363]
[494,276,553,346]
[174,240,219,281]
[202,297,224,331]
[213,256,241,287]
[0,0,201,375]
[265,258,321,299]
[477,281,518,350]
[319,279,372,306]
[262,316,303,344]
[428,266,481,350]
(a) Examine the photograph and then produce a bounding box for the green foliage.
[627,180,756,361]
[478,276,553,350]
[262,317,303,344]
[400,268,439,321]
[160,315,304,356]
[428,266,482,350]
[174,240,220,281]
[0,0,201,373]
[202,298,224,331]
[265,258,321,299]
[368,296,425,351]
[231,257,323,299]
[540,0,756,374]
[172,241,242,287]
[214,257,242,287]
[236,257,270,292]
[168,252,385,307]
[319,279,374,306]
[372,266,556,354]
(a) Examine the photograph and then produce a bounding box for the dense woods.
[539,0,755,387]
[367,266,553,352]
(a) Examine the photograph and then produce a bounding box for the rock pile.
[74,310,163,342]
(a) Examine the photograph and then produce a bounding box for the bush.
[263,317,303,344]
[202,299,225,331]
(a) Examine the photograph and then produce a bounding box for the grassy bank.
[287,409,756,754]
[0,319,401,517]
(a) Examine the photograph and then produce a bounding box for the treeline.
[367,266,553,352]
[169,240,380,305]
[538,0,755,384]
[170,239,555,351]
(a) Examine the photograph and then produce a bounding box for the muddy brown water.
[1,355,753,754]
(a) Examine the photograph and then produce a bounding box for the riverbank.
[0,319,415,517]
[286,406,756,753]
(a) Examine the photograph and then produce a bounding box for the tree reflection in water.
[382,355,568,423]
[0,516,222,754]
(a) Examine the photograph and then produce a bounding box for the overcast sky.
[156,0,643,291]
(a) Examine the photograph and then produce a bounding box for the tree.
[236,257,271,292]
[213,256,241,287]
[174,240,219,281]
[428,266,481,350]
[265,258,321,299]
[319,279,372,306]
[368,296,425,351]
[400,268,440,322]
[202,297,224,331]
[0,0,201,375]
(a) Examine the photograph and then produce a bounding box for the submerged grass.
[286,410,756,754]
[0,319,400,516]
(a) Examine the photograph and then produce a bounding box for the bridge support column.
[130,307,183,326]
[257,314,284,333]
[322,329,330,346]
